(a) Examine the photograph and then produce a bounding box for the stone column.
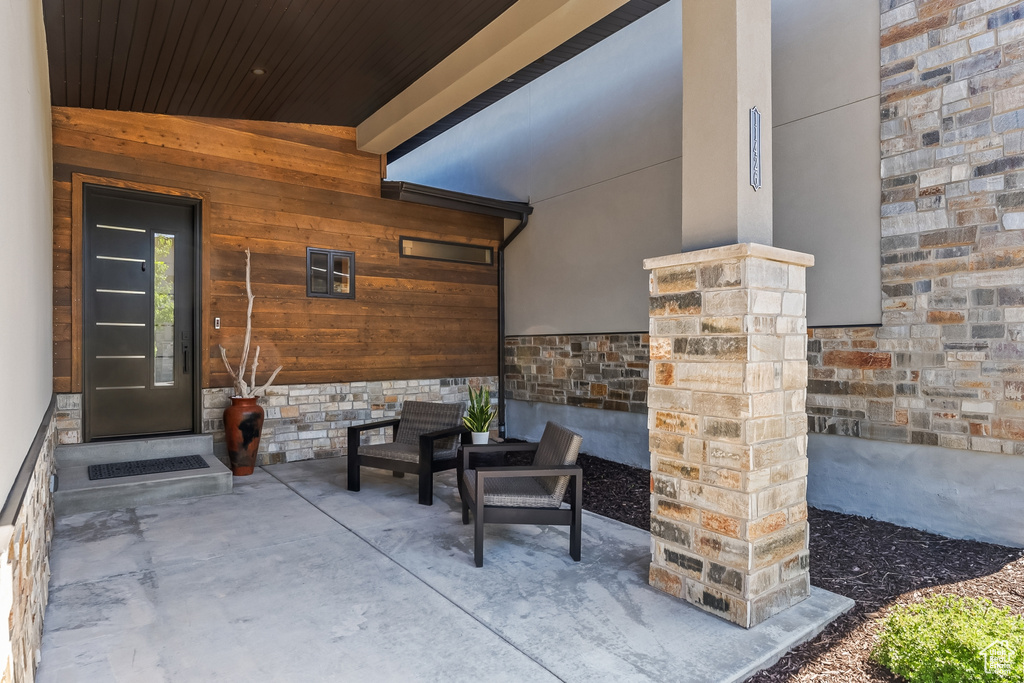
[644,243,814,629]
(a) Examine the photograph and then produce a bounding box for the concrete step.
[56,434,213,467]
[54,435,232,517]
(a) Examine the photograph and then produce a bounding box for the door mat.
[88,455,210,480]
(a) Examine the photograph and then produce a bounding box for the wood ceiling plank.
[92,0,121,109]
[42,1,67,106]
[142,0,194,111]
[129,0,176,110]
[206,0,294,118]
[113,0,155,110]
[62,0,82,107]
[172,0,246,115]
[105,0,139,109]
[260,1,380,123]
[78,0,101,108]
[246,0,358,121]
[160,0,231,114]
[183,0,260,116]
[235,0,331,120]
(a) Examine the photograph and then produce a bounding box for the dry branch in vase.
[219,248,283,398]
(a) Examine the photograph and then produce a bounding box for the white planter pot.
[471,432,489,444]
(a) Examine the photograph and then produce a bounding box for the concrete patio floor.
[38,457,853,682]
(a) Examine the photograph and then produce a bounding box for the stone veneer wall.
[806,0,1024,455]
[52,378,495,463]
[203,377,497,465]
[53,394,81,447]
[504,334,649,414]
[0,412,56,683]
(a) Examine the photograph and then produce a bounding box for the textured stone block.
[655,266,698,294]
[650,292,702,316]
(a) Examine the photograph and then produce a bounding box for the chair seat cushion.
[359,442,456,463]
[462,469,561,508]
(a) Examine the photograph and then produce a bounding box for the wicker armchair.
[347,400,465,505]
[459,421,583,567]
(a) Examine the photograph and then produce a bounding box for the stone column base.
[644,243,814,628]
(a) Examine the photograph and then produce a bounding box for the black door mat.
[88,455,210,480]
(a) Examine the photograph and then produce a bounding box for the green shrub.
[871,595,1024,683]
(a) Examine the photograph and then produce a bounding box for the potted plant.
[464,385,495,444]
[218,249,283,476]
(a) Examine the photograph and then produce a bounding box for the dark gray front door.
[83,186,197,440]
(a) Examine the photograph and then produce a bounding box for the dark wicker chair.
[347,400,466,505]
[459,421,583,567]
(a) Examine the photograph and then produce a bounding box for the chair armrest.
[419,425,467,444]
[347,418,401,438]
[475,465,582,479]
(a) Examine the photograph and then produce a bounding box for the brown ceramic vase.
[223,396,264,476]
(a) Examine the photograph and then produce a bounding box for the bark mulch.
[546,449,1024,682]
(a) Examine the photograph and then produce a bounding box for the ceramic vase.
[223,396,264,476]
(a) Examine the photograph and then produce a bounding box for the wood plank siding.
[52,107,501,393]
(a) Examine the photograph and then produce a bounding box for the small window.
[399,237,493,265]
[307,248,355,299]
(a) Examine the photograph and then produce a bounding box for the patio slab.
[38,458,853,683]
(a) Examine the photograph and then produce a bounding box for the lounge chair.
[347,400,465,505]
[459,421,583,567]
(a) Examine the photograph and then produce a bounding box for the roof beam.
[356,0,629,155]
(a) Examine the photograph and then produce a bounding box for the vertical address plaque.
[750,106,762,191]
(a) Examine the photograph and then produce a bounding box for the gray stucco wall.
[772,0,882,326]
[506,400,649,469]
[808,434,1024,548]
[391,0,683,335]
[0,1,54,494]
[391,0,883,330]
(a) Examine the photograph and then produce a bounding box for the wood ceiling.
[43,0,518,126]
[42,0,670,155]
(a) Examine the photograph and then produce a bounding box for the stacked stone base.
[55,377,496,466]
[203,377,496,465]
[645,244,813,628]
[0,408,56,682]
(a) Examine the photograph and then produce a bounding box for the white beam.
[356,0,628,154]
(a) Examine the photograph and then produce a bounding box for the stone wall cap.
[643,243,815,270]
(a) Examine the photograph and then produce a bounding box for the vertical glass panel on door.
[153,233,175,386]
[310,250,329,294]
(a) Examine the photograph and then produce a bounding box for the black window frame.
[306,247,356,299]
[398,236,494,266]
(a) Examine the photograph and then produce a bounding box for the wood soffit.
[43,0,669,156]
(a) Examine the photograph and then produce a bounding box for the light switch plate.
[214,317,221,329]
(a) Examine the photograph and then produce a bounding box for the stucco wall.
[390,0,683,336]
[772,0,883,326]
[392,0,883,332]
[0,1,54,494]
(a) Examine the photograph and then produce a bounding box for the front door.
[83,186,197,440]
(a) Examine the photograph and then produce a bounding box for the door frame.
[73,174,210,440]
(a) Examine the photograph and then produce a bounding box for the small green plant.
[463,385,495,433]
[871,594,1024,683]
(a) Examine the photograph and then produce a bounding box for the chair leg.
[346,450,360,492]
[392,471,404,478]
[462,496,469,525]
[570,477,582,562]
[474,491,485,567]
[418,463,432,506]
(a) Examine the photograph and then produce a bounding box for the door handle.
[182,343,189,374]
